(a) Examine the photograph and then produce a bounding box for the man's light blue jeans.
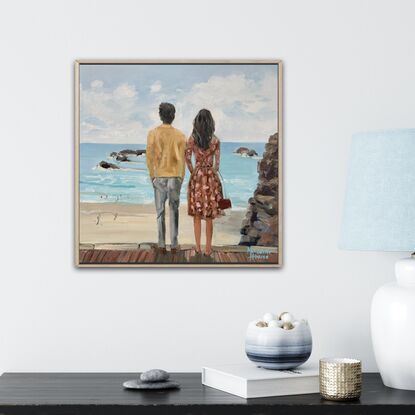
[152,177,182,249]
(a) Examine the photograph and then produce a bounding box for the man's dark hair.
[159,102,175,124]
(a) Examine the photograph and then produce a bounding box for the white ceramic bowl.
[245,319,312,369]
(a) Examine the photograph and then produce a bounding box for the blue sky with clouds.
[80,64,278,143]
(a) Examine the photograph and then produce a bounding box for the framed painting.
[75,60,282,267]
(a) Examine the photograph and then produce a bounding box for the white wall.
[0,0,414,373]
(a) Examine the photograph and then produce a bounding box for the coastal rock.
[239,133,279,247]
[140,369,169,383]
[99,161,120,170]
[116,154,129,162]
[235,146,249,154]
[110,149,146,161]
[119,149,146,156]
[118,149,136,155]
[254,179,277,197]
[234,147,258,157]
[252,220,268,233]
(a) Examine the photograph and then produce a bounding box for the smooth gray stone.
[123,379,180,390]
[140,369,169,383]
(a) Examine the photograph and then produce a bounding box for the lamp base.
[371,255,415,390]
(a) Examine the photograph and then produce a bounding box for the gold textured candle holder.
[319,358,361,401]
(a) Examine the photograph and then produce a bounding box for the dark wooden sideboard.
[0,372,415,414]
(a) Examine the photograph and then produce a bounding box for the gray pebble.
[140,369,169,383]
[123,379,180,390]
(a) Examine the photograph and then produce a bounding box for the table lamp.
[340,129,415,390]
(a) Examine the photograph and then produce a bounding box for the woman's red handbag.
[219,198,232,210]
[218,171,232,210]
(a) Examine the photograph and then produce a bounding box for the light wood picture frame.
[75,60,282,267]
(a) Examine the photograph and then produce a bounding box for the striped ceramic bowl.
[245,319,312,369]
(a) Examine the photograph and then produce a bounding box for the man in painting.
[146,103,186,255]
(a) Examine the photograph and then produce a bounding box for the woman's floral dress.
[185,135,223,219]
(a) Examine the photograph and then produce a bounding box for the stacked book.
[202,363,319,398]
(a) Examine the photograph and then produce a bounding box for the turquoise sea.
[80,142,266,208]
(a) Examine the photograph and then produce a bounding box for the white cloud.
[90,79,104,89]
[173,73,278,141]
[80,71,278,143]
[114,83,137,98]
[80,82,146,143]
[150,80,162,93]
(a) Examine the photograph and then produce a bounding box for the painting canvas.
[75,60,282,267]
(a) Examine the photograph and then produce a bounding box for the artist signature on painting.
[247,247,271,261]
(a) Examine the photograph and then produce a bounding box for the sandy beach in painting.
[80,202,245,247]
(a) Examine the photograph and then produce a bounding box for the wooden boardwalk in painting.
[78,243,278,266]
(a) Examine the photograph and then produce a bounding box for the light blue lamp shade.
[340,129,415,252]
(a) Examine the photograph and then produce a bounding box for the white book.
[202,363,319,398]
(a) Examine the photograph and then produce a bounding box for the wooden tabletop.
[0,372,414,414]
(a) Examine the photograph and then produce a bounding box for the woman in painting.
[185,109,223,257]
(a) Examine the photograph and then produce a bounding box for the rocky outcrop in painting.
[110,149,146,162]
[234,147,258,157]
[239,133,279,247]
